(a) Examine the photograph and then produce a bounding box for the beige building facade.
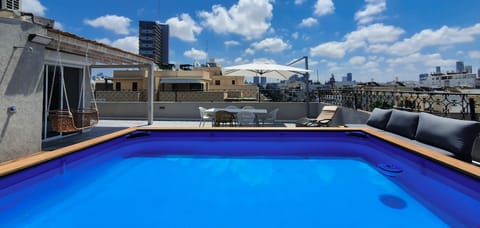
[104,67,259,102]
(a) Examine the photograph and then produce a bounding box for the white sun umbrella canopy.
[222,63,311,79]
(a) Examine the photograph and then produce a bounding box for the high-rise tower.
[456,61,464,73]
[139,21,169,67]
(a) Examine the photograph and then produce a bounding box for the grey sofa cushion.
[366,108,392,130]
[385,110,419,139]
[415,113,480,161]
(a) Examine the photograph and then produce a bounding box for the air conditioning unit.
[1,0,20,10]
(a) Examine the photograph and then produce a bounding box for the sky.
[21,0,480,82]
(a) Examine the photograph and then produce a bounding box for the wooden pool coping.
[1,127,479,178]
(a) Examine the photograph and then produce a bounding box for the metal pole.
[304,56,310,117]
[147,62,154,125]
[469,98,477,121]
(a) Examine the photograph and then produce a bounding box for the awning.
[160,78,206,84]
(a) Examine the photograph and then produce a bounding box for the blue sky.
[22,0,480,82]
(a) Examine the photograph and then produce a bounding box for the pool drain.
[379,194,407,209]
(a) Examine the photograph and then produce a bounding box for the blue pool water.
[0,130,479,227]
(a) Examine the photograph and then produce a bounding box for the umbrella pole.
[304,58,311,117]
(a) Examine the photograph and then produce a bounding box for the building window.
[215,80,220,85]
[115,82,121,91]
[132,82,138,91]
[232,80,236,85]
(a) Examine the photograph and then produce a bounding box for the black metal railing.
[317,89,480,120]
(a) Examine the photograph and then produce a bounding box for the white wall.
[0,18,47,162]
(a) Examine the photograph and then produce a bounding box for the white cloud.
[234,57,249,64]
[84,15,131,35]
[110,36,139,54]
[198,0,273,40]
[309,60,319,67]
[165,14,202,42]
[252,58,276,64]
[469,51,480,59]
[347,23,404,44]
[310,41,346,58]
[95,38,112,45]
[251,38,291,53]
[245,48,255,55]
[225,40,241,46]
[95,36,138,54]
[292,32,299,40]
[311,23,404,58]
[326,61,343,73]
[386,53,456,70]
[53,21,64,30]
[372,23,480,56]
[295,0,306,5]
[184,48,207,60]
[355,0,387,25]
[22,0,46,16]
[299,17,318,27]
[349,56,367,65]
[314,0,335,16]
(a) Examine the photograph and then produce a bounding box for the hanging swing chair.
[49,108,99,133]
[47,41,99,133]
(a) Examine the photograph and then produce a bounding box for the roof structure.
[46,29,152,65]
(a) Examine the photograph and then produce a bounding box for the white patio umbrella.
[222,63,311,79]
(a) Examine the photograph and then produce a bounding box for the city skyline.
[21,0,480,82]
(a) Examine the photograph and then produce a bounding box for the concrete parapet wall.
[96,102,367,122]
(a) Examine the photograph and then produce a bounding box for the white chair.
[198,107,213,127]
[241,106,255,109]
[236,110,257,126]
[260,108,279,126]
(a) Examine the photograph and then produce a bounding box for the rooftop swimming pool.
[0,129,479,227]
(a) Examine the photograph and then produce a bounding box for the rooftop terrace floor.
[42,119,296,151]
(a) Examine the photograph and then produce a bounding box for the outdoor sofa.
[363,108,480,163]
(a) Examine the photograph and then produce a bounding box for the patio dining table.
[204,108,268,126]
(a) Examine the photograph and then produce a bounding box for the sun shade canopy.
[222,63,311,79]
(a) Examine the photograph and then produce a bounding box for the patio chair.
[225,105,239,109]
[198,107,214,127]
[260,108,279,126]
[241,106,255,109]
[214,111,236,127]
[295,105,338,127]
[237,110,257,126]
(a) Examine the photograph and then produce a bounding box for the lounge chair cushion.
[415,112,480,161]
[385,110,419,139]
[366,108,392,130]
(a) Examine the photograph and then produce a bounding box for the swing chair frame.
[47,38,99,133]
